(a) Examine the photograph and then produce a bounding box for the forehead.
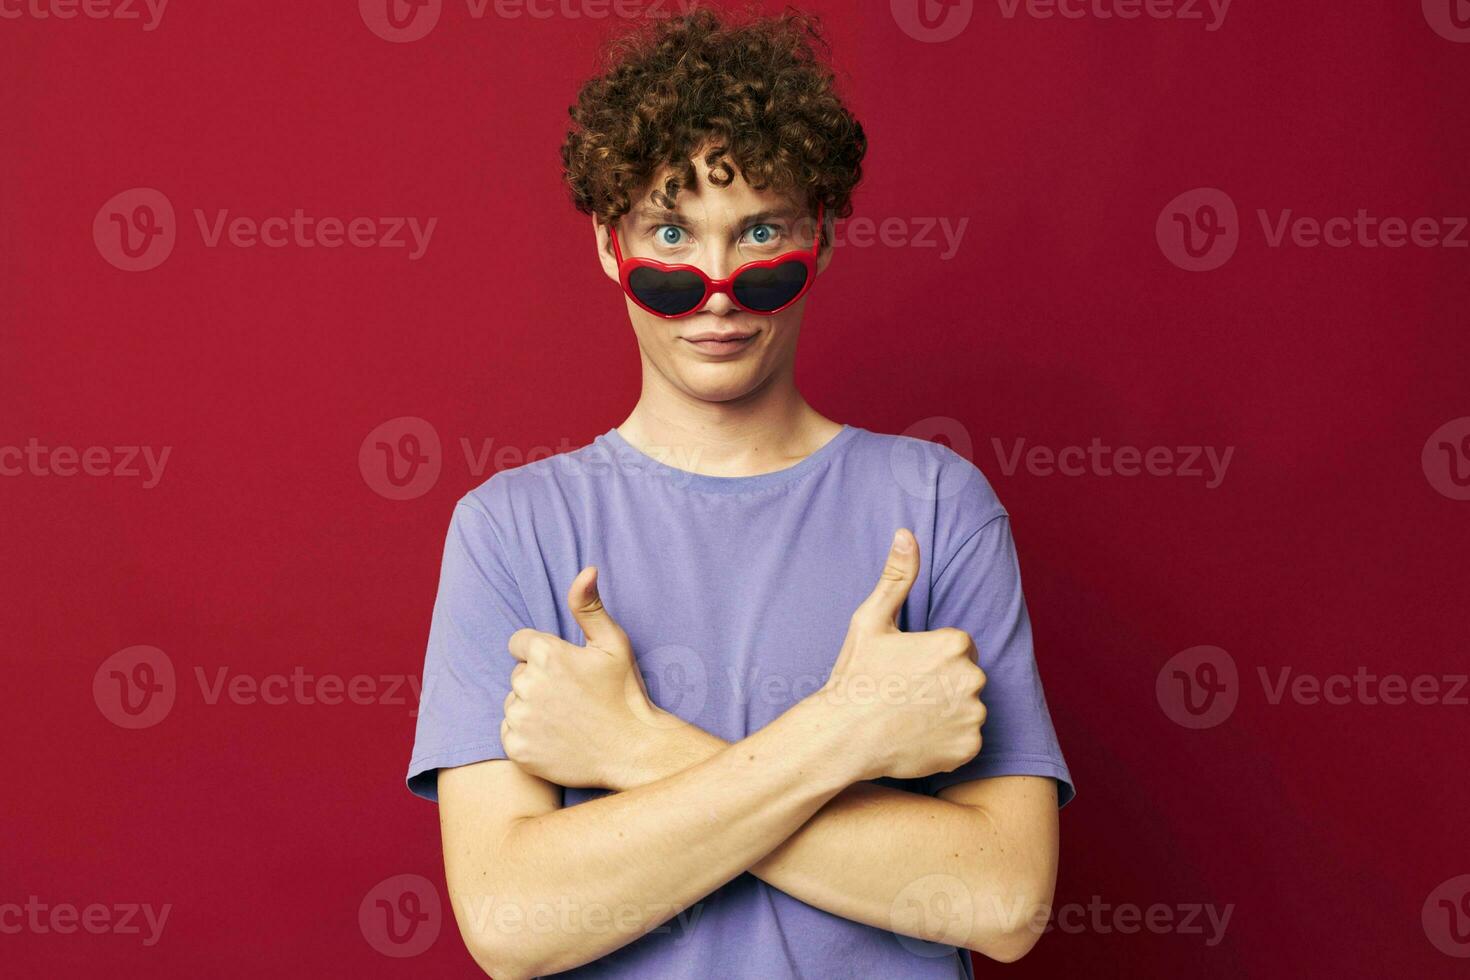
[633,155,803,226]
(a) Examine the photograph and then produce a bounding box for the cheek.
[627,304,680,341]
[761,314,802,345]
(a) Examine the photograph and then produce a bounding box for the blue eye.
[746,223,778,245]
[655,225,686,246]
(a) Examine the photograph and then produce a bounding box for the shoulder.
[848,425,1008,532]
[453,433,610,535]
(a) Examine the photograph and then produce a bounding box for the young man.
[407,9,1073,978]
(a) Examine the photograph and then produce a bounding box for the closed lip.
[684,332,755,342]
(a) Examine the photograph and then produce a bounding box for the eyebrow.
[629,205,800,228]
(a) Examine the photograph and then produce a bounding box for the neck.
[616,360,843,479]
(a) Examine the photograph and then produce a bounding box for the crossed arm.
[437,531,1059,979]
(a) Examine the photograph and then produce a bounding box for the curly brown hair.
[560,5,866,227]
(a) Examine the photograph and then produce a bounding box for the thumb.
[567,566,630,655]
[851,529,920,633]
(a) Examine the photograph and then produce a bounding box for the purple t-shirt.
[407,424,1073,979]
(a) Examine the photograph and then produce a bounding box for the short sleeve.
[405,499,532,802]
[924,514,1074,807]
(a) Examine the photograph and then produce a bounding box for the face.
[595,156,832,405]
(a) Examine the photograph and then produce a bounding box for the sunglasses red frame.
[608,202,825,319]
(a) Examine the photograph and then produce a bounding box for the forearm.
[615,718,1052,959]
[459,698,859,979]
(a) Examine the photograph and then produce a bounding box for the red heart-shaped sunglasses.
[608,202,825,319]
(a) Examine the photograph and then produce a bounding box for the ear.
[815,212,835,276]
[594,213,621,283]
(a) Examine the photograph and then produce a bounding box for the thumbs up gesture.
[502,566,664,789]
[819,528,988,781]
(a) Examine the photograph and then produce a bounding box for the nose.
[699,290,737,316]
[696,244,740,316]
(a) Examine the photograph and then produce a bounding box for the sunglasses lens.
[732,260,809,313]
[629,267,706,316]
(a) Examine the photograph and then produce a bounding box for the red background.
[3,0,1467,976]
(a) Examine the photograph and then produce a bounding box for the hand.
[816,528,987,782]
[501,566,667,789]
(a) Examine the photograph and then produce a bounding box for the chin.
[676,365,766,404]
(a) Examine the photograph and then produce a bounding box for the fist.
[820,529,987,781]
[501,567,663,789]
